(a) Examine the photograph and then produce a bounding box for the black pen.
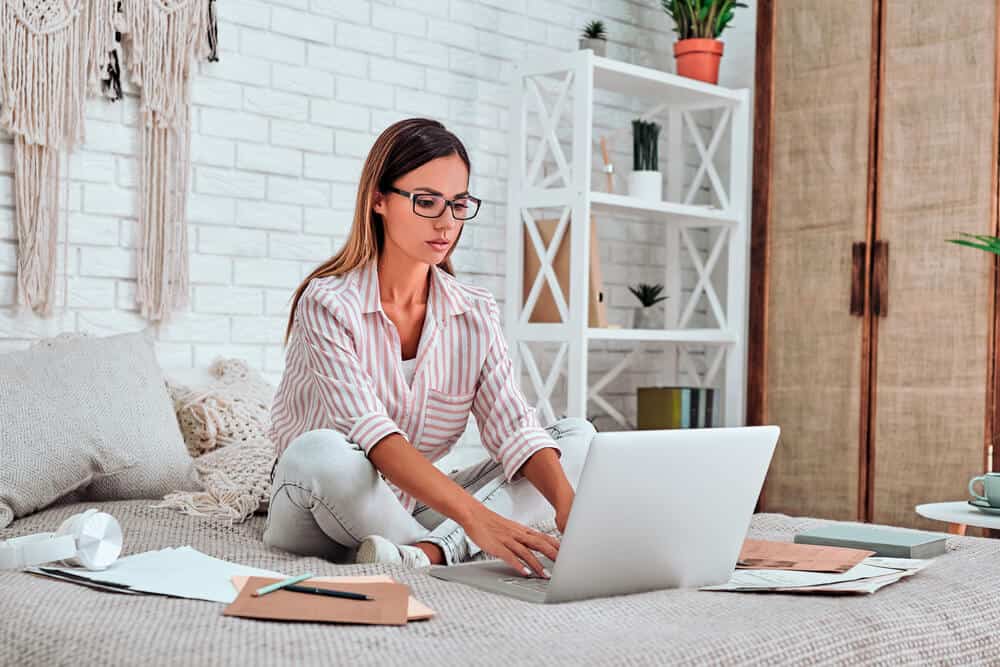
[283,583,373,601]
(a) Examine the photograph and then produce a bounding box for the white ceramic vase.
[578,38,607,56]
[632,306,662,329]
[627,170,662,202]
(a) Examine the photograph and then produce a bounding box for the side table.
[915,501,1000,536]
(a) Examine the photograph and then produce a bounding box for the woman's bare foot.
[412,541,446,565]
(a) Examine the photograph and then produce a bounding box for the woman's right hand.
[459,504,560,578]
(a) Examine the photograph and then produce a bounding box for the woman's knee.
[275,429,370,492]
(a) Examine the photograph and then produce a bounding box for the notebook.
[224,576,410,626]
[793,524,947,559]
[230,574,435,621]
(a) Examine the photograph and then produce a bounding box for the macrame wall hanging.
[119,0,217,322]
[0,0,119,316]
[0,0,218,322]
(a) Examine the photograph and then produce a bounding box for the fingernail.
[543,568,551,579]
[522,566,531,575]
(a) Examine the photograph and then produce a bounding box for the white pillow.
[0,328,200,527]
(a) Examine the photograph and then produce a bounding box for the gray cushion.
[0,328,200,527]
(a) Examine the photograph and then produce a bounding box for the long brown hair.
[282,118,471,346]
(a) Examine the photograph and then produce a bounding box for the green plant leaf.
[947,239,1000,255]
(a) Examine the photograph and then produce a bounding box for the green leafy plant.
[946,232,1000,255]
[661,0,748,40]
[632,119,661,171]
[629,283,668,308]
[581,19,607,40]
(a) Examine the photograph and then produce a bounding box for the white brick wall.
[0,1,756,458]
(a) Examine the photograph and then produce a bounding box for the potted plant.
[946,233,1000,255]
[628,119,661,201]
[661,0,747,84]
[579,20,607,56]
[629,283,668,329]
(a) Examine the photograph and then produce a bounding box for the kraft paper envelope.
[224,576,410,626]
[231,574,435,621]
[737,539,876,573]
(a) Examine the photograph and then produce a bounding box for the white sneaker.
[354,534,431,568]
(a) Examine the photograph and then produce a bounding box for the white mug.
[0,508,123,571]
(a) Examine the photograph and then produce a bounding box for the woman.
[263,117,597,579]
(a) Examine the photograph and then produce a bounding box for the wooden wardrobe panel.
[763,1,872,520]
[871,0,995,529]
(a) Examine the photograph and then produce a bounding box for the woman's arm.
[367,433,480,524]
[518,448,575,533]
[296,292,406,454]
[471,297,574,514]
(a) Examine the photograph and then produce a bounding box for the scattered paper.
[701,563,902,591]
[702,555,931,595]
[27,546,283,603]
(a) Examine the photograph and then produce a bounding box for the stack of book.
[637,386,718,429]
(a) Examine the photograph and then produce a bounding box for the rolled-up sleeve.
[296,292,405,456]
[471,297,560,483]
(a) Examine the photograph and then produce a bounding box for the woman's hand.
[459,504,560,578]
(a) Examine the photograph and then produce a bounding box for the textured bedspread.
[2,499,999,666]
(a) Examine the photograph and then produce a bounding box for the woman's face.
[373,153,471,266]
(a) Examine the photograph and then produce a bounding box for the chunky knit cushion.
[0,328,200,528]
[154,358,277,523]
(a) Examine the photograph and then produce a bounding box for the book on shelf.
[637,386,718,429]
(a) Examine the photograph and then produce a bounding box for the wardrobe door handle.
[872,240,888,317]
[850,242,866,316]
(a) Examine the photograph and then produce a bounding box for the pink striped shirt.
[269,258,560,513]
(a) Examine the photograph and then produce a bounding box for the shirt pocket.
[420,387,475,450]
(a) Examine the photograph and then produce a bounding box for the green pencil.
[253,572,315,597]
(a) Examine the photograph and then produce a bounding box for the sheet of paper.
[737,539,875,573]
[778,570,915,594]
[862,556,932,572]
[700,562,900,591]
[230,574,435,620]
[35,546,283,603]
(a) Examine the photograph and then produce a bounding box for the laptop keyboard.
[501,576,550,592]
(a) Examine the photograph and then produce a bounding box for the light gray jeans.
[262,417,597,566]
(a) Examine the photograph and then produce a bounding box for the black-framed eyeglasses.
[386,186,482,221]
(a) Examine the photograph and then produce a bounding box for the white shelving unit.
[504,49,751,430]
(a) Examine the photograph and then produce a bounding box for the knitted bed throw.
[152,358,277,524]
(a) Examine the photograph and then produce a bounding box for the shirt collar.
[357,258,470,322]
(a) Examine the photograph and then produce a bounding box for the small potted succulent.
[661,0,747,84]
[628,119,662,201]
[629,283,668,329]
[579,19,607,56]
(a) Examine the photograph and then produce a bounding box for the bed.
[3,499,999,666]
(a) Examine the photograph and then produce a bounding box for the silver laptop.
[428,425,780,603]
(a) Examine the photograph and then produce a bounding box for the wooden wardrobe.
[749,0,1000,530]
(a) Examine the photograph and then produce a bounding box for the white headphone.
[0,508,123,571]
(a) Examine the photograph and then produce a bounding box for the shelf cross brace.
[524,71,573,190]
[520,340,567,426]
[520,206,571,325]
[678,226,729,329]
[682,108,732,211]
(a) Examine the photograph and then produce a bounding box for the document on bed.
[25,546,283,603]
[700,557,931,593]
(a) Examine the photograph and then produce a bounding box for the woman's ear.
[372,190,385,216]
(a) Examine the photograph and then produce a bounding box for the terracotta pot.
[673,38,724,84]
